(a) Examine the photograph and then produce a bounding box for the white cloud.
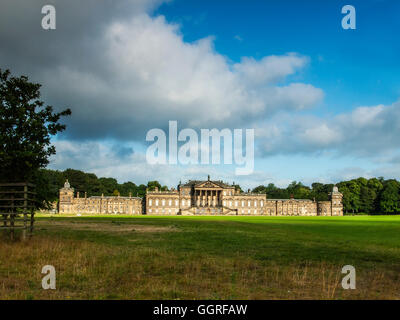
[257,100,400,157]
[27,9,323,140]
[300,123,341,146]
[233,54,309,85]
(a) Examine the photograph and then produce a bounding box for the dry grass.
[1,233,399,300]
[36,220,178,233]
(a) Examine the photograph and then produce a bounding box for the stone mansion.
[59,176,343,216]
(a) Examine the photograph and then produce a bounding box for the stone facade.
[58,180,142,214]
[59,177,343,216]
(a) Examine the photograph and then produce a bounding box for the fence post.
[10,193,14,241]
[22,184,28,240]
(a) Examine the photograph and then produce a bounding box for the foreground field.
[1,215,400,299]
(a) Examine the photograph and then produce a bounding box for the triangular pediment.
[195,181,224,189]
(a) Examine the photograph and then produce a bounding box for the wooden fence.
[0,182,36,240]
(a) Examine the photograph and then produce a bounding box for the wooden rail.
[0,182,36,240]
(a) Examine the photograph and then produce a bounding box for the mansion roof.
[181,179,233,189]
[88,196,142,200]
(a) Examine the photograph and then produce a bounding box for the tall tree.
[147,181,162,191]
[0,69,71,182]
[380,180,400,213]
[368,178,383,213]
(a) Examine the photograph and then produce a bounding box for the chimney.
[290,194,294,199]
[155,187,159,192]
[77,192,80,198]
[129,192,132,198]
[84,192,87,199]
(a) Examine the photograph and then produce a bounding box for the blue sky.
[156,0,400,112]
[1,0,399,188]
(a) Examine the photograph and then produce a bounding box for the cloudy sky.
[1,0,399,188]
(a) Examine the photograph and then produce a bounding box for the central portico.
[180,176,237,214]
[145,176,265,215]
[191,177,229,208]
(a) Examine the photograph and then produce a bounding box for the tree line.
[38,168,168,202]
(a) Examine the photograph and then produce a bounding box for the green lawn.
[1,215,399,299]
